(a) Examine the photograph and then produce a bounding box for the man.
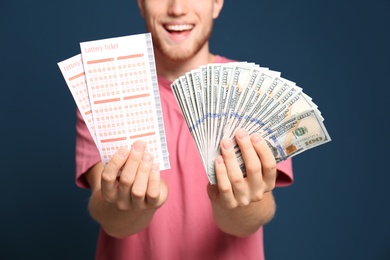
[75,0,293,259]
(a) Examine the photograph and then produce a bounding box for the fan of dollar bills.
[171,62,331,184]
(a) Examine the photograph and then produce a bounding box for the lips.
[164,24,194,33]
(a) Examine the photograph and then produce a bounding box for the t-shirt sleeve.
[276,158,293,187]
[75,109,101,189]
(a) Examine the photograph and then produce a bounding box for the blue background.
[1,0,389,259]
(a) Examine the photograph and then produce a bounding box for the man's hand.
[101,141,168,211]
[207,129,277,237]
[86,140,168,238]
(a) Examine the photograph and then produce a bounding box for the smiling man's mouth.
[164,24,194,33]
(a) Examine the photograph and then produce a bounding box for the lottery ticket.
[58,33,170,170]
[58,54,97,146]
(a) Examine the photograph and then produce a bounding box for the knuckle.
[237,198,250,207]
[146,190,160,202]
[252,191,264,202]
[264,160,277,171]
[101,172,116,183]
[268,181,276,191]
[101,192,115,203]
[107,157,124,171]
[225,201,237,210]
[119,176,133,188]
[230,176,244,186]
[219,187,232,197]
[245,164,260,174]
[116,201,130,211]
[131,188,145,200]
[270,162,277,171]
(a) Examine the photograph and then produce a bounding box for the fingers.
[219,138,243,181]
[214,156,237,208]
[101,147,130,202]
[116,141,147,209]
[219,137,249,207]
[130,153,154,208]
[235,129,263,186]
[234,129,277,191]
[120,141,147,187]
[100,141,167,211]
[127,152,166,209]
[146,164,167,208]
[214,129,277,208]
[250,133,277,191]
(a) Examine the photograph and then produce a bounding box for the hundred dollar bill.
[195,65,210,174]
[229,69,281,137]
[210,64,222,153]
[188,68,207,156]
[264,109,331,162]
[260,90,316,133]
[213,63,234,151]
[243,77,294,129]
[180,74,205,155]
[232,109,330,176]
[214,63,242,147]
[222,63,258,139]
[223,65,269,137]
[245,83,303,134]
[171,80,207,169]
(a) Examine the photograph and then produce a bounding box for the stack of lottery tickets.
[58,33,170,171]
[171,62,331,184]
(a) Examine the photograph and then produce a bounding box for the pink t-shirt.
[75,55,293,260]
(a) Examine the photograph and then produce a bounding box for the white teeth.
[165,24,193,31]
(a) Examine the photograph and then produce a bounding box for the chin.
[158,46,197,62]
[153,34,208,62]
[165,51,195,61]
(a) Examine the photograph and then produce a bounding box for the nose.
[168,0,189,16]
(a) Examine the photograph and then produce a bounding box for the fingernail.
[152,163,160,172]
[216,156,224,165]
[133,141,145,153]
[222,139,233,150]
[142,154,153,163]
[236,129,249,140]
[251,134,263,144]
[117,147,129,158]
